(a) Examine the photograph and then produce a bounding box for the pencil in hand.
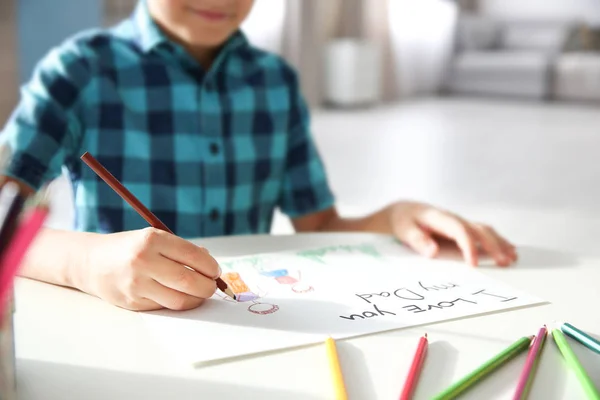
[400,333,428,400]
[80,152,236,300]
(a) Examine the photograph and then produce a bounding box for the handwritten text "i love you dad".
[339,282,517,321]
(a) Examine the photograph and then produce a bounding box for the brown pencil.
[80,152,236,300]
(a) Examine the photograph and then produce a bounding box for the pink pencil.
[512,325,547,400]
[0,205,49,318]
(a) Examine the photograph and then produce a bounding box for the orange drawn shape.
[221,272,250,294]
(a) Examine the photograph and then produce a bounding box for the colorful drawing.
[254,263,314,293]
[220,272,279,315]
[223,257,314,294]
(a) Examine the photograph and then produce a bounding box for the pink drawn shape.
[275,275,298,285]
[236,292,259,302]
[248,303,280,315]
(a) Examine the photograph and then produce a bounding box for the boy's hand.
[388,202,517,267]
[77,228,221,311]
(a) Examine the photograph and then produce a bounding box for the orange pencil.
[400,334,428,400]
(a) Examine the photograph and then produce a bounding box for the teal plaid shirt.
[0,1,334,238]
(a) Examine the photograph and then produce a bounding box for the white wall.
[388,0,458,97]
[480,0,600,24]
[241,0,287,54]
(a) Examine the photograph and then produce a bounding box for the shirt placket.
[199,78,226,237]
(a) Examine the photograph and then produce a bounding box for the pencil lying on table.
[399,333,428,400]
[552,329,600,400]
[80,152,236,300]
[325,337,348,400]
[561,322,600,355]
[512,325,547,400]
[432,335,533,400]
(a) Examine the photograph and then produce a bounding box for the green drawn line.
[222,243,384,270]
[296,244,381,264]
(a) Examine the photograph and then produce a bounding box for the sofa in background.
[553,26,600,102]
[444,15,574,100]
[444,14,600,103]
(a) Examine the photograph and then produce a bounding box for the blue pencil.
[562,323,600,355]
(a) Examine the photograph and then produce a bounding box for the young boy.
[0,0,516,311]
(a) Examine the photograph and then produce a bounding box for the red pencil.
[400,334,428,400]
[512,325,547,400]
[0,204,49,317]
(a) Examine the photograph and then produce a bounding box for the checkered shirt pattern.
[0,1,335,238]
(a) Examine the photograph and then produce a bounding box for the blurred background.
[1,0,600,252]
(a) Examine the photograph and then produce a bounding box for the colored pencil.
[432,335,533,400]
[512,325,547,400]
[400,333,428,400]
[0,203,49,318]
[325,337,348,400]
[552,329,600,400]
[0,182,26,260]
[562,323,600,355]
[80,152,236,300]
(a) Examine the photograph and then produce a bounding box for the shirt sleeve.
[278,64,336,219]
[0,41,89,191]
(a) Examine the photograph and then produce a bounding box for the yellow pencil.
[325,337,348,400]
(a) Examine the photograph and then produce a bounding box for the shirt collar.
[130,0,249,59]
[131,0,167,53]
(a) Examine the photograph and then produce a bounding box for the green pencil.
[552,329,600,400]
[432,335,533,400]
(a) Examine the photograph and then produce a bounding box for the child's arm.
[12,214,222,311]
[276,62,515,267]
[0,176,221,310]
[292,202,517,268]
[0,39,220,311]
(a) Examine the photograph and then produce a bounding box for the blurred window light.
[241,0,287,54]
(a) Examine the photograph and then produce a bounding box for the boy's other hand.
[77,228,221,311]
[388,202,517,267]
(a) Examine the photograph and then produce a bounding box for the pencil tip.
[224,287,236,301]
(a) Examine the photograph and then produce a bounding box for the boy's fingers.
[495,233,518,262]
[418,210,478,266]
[472,225,511,266]
[143,280,205,311]
[396,223,438,258]
[120,297,163,312]
[149,229,221,279]
[150,258,217,299]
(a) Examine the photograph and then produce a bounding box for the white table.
[13,231,600,400]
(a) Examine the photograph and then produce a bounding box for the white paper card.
[141,241,545,366]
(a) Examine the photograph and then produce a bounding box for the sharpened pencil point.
[223,287,236,301]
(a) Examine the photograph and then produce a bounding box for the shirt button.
[210,209,220,221]
[210,143,219,155]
